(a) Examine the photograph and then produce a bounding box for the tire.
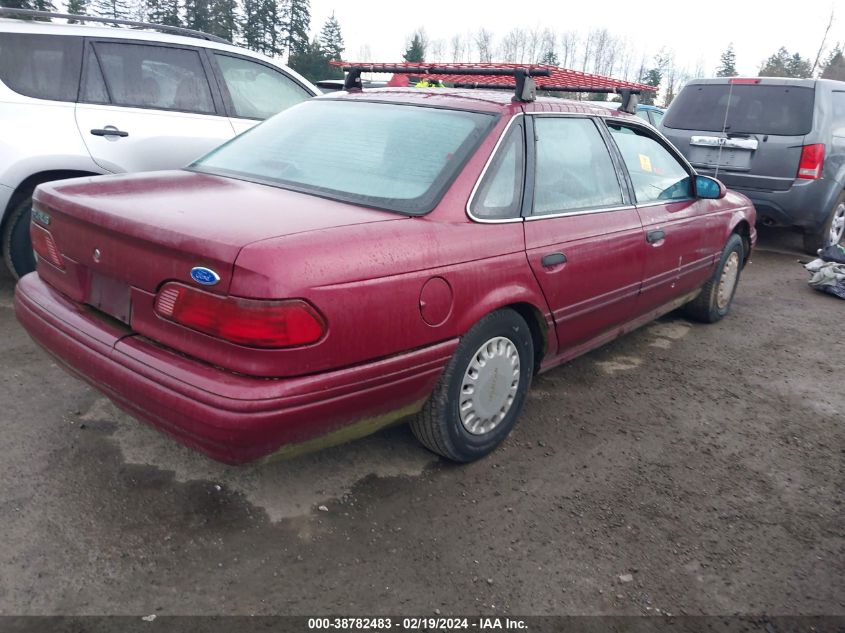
[803,192,845,255]
[411,309,534,462]
[683,233,745,324]
[2,194,36,279]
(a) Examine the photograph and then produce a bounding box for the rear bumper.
[698,173,839,231]
[15,274,456,464]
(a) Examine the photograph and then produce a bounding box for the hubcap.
[717,251,740,310]
[828,203,845,246]
[459,336,521,435]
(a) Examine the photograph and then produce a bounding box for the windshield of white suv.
[192,99,496,215]
[663,84,815,136]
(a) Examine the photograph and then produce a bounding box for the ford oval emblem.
[190,266,220,286]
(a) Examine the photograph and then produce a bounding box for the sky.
[308,0,841,78]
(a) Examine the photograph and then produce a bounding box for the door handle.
[541,252,567,267]
[90,127,129,137]
[646,230,666,244]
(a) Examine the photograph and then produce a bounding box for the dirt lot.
[0,228,842,617]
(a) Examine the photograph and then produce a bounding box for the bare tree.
[450,34,464,62]
[428,38,445,62]
[559,30,578,68]
[474,28,494,62]
[500,27,528,63]
[811,9,835,75]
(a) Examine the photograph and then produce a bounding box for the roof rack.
[340,64,551,102]
[334,62,652,112]
[0,7,230,44]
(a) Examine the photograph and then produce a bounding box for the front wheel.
[2,195,36,279]
[683,233,745,323]
[411,309,534,462]
[803,192,845,255]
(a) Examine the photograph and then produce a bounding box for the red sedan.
[15,81,756,464]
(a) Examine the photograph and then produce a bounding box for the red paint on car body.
[15,89,756,463]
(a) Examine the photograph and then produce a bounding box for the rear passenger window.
[214,54,311,119]
[0,33,82,102]
[91,42,215,114]
[471,121,525,219]
[832,92,845,133]
[608,123,692,203]
[532,117,623,215]
[80,48,109,104]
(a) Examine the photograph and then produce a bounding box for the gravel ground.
[0,228,842,617]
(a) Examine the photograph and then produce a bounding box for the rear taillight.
[30,223,64,270]
[797,143,825,179]
[729,78,761,84]
[154,283,326,348]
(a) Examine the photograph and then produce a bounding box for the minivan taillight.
[30,223,64,270]
[797,144,825,179]
[154,283,326,348]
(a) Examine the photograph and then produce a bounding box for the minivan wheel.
[2,195,36,279]
[683,233,745,324]
[803,193,845,255]
[410,309,534,462]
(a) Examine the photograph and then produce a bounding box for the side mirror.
[695,175,726,199]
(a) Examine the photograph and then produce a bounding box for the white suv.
[0,10,319,277]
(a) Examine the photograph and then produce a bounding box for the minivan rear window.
[663,84,815,136]
[0,33,82,102]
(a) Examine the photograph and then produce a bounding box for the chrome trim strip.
[465,113,526,225]
[524,205,636,221]
[691,135,758,150]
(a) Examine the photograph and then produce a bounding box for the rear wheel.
[2,195,36,279]
[411,309,534,462]
[803,192,845,255]
[683,233,744,323]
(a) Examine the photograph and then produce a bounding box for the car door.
[74,39,235,173]
[209,52,315,135]
[606,120,719,315]
[523,114,646,351]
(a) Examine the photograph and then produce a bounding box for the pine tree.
[208,0,237,40]
[403,30,426,62]
[184,0,210,32]
[240,0,263,51]
[716,43,737,77]
[786,52,812,78]
[822,46,845,81]
[145,0,180,27]
[93,0,131,20]
[318,12,344,61]
[540,48,558,66]
[759,47,812,78]
[0,0,33,9]
[288,37,333,82]
[66,0,87,21]
[282,0,310,57]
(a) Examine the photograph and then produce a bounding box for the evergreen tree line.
[716,42,844,80]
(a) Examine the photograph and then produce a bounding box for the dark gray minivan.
[661,77,845,253]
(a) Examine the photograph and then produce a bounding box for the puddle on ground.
[647,320,691,349]
[595,356,642,374]
[82,397,434,522]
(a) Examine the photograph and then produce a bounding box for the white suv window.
[214,53,310,120]
[0,33,82,102]
[90,42,215,114]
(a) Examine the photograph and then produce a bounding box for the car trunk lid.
[33,169,399,310]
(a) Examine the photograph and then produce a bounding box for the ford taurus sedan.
[14,86,756,464]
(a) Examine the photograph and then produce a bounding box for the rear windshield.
[663,84,815,136]
[192,99,495,215]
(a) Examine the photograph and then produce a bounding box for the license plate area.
[688,147,752,170]
[87,272,132,325]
